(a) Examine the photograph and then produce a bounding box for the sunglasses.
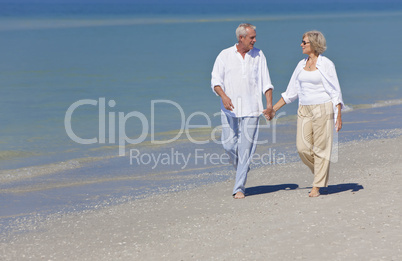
[301,41,310,45]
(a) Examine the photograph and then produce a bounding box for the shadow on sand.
[245,183,364,197]
[245,184,299,196]
[319,183,364,195]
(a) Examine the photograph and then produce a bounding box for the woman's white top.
[281,55,344,121]
[298,69,331,105]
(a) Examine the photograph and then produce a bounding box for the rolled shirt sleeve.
[281,61,304,104]
[322,61,344,109]
[260,51,274,94]
[211,55,225,96]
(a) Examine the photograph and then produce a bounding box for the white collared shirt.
[211,44,274,117]
[281,55,344,119]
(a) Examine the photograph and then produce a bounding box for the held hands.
[263,106,275,121]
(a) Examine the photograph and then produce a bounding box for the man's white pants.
[221,113,259,195]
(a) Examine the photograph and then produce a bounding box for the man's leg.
[221,113,239,169]
[232,117,259,197]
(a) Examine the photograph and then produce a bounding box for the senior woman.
[271,30,344,197]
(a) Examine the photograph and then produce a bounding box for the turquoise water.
[1,3,402,169]
[1,2,402,229]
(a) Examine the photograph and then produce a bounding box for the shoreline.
[1,104,402,226]
[1,131,401,260]
[1,100,401,171]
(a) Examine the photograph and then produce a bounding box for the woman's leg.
[297,103,334,197]
[311,102,334,188]
[297,105,314,174]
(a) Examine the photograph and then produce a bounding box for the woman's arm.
[273,97,287,112]
[335,103,342,132]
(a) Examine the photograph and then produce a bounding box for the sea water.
[1,2,402,230]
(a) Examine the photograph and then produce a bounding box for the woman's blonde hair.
[303,30,327,55]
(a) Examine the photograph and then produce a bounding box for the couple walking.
[211,23,344,199]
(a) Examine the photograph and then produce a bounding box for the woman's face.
[301,36,312,55]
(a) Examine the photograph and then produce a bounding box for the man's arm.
[214,85,234,111]
[262,89,274,120]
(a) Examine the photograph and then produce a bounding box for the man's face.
[239,28,257,52]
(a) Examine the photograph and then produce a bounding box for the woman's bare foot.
[233,191,245,199]
[309,187,320,197]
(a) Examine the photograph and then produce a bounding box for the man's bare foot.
[233,191,245,199]
[309,187,320,197]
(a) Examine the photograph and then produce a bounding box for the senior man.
[211,23,275,199]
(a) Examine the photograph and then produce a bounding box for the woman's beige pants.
[296,102,334,187]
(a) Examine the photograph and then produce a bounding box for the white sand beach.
[1,134,402,260]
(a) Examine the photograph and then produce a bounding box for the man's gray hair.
[236,23,256,41]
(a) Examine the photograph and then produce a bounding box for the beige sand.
[1,135,402,260]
